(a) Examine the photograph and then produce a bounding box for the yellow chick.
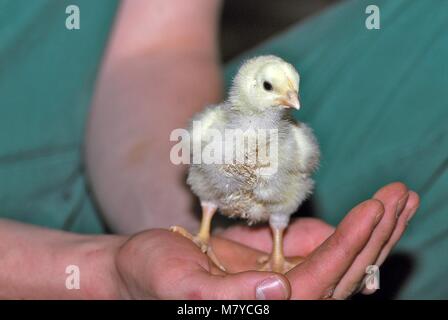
[171,55,320,273]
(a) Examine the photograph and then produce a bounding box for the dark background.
[220,0,340,62]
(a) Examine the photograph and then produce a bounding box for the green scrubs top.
[1,0,447,299]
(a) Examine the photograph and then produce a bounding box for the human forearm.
[86,55,221,233]
[0,219,126,299]
[86,0,222,233]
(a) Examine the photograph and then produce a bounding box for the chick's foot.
[169,225,226,272]
[256,254,304,274]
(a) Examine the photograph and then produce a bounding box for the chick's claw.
[169,225,226,272]
[169,225,192,239]
[169,225,207,251]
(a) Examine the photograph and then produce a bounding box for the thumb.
[188,270,291,300]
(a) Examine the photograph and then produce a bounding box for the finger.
[219,218,334,256]
[332,182,409,299]
[374,190,420,266]
[284,219,335,256]
[362,190,420,295]
[183,270,291,300]
[287,199,384,299]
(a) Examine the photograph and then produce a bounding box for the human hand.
[217,182,420,299]
[114,229,290,299]
[114,182,418,300]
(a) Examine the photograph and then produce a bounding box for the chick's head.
[230,55,300,113]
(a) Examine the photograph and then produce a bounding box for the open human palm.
[116,183,418,300]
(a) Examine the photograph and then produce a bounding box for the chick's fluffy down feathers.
[187,103,319,224]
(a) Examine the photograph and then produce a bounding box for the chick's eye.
[263,81,273,91]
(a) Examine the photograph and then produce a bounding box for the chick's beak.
[278,91,301,110]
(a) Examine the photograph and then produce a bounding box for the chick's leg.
[170,202,225,271]
[257,215,304,274]
[196,202,215,246]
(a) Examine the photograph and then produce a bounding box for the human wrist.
[61,233,128,299]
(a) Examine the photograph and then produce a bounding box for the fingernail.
[406,206,419,224]
[396,193,409,219]
[374,210,384,225]
[256,276,288,300]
